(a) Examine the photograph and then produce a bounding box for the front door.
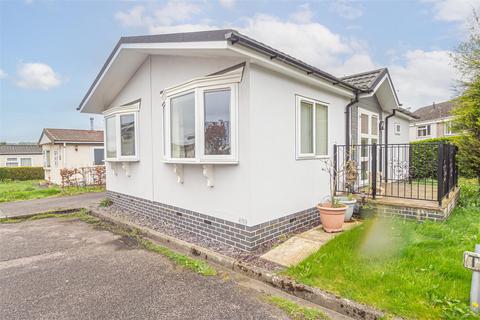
[358,109,379,186]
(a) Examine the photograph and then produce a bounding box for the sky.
[0,0,478,142]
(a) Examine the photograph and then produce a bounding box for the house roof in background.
[396,107,419,119]
[40,128,104,144]
[0,144,42,155]
[341,68,387,90]
[413,101,455,122]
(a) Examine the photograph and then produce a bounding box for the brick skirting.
[106,190,320,251]
[371,188,460,221]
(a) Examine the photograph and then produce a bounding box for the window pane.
[315,104,328,156]
[171,92,195,158]
[300,101,313,154]
[204,89,231,155]
[106,117,117,158]
[120,114,135,156]
[20,158,32,167]
[44,151,50,167]
[361,114,369,134]
[361,138,368,157]
[371,116,378,135]
[94,148,104,165]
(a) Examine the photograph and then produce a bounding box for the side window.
[296,96,329,158]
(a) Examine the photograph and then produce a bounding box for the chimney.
[89,117,94,131]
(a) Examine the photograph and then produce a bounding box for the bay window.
[103,101,140,161]
[164,84,237,163]
[296,96,329,159]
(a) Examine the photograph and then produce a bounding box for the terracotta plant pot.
[317,203,347,233]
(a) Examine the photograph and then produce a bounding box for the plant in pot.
[317,159,347,233]
[335,159,358,222]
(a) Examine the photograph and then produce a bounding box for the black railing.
[334,142,458,204]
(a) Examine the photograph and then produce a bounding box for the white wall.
[0,154,43,167]
[104,54,351,226]
[388,114,410,144]
[247,64,349,225]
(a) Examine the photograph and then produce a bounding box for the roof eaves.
[225,31,362,93]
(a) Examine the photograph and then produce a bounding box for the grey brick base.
[371,188,460,221]
[106,190,320,251]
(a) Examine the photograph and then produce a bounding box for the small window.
[204,89,231,155]
[93,148,105,165]
[103,101,139,162]
[6,157,18,167]
[296,96,329,158]
[44,150,50,168]
[417,124,431,137]
[106,116,117,159]
[53,150,59,167]
[394,122,401,135]
[20,158,32,167]
[170,92,196,159]
[444,121,454,135]
[360,114,369,134]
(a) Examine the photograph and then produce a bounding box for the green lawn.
[0,180,105,203]
[286,180,480,320]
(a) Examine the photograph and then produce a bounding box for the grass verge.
[0,209,216,276]
[264,295,329,320]
[0,180,104,203]
[285,179,480,320]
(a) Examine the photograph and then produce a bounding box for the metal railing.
[334,142,458,204]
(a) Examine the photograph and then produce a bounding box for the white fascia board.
[227,45,355,99]
[412,116,455,126]
[78,41,229,113]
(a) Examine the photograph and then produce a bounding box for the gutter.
[225,31,361,93]
[384,109,396,182]
[345,91,359,150]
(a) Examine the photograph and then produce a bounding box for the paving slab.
[261,221,362,267]
[0,192,106,218]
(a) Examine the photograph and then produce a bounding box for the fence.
[334,142,458,204]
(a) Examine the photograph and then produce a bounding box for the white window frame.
[6,157,18,167]
[394,122,401,135]
[43,150,51,168]
[295,95,329,160]
[20,157,32,167]
[163,84,238,164]
[103,102,140,162]
[417,124,431,137]
[92,147,105,166]
[444,121,453,135]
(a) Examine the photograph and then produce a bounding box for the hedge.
[410,136,474,178]
[0,167,44,181]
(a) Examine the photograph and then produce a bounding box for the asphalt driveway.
[0,216,288,320]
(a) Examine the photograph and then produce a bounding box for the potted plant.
[335,159,357,222]
[318,159,347,232]
[358,196,376,219]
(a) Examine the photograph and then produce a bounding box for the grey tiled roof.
[0,144,42,155]
[42,128,104,143]
[413,101,455,121]
[341,68,387,90]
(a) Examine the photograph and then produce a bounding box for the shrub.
[410,137,474,179]
[0,167,44,181]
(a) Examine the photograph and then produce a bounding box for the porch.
[334,142,459,221]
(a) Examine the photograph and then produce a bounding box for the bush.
[0,167,44,181]
[411,137,474,179]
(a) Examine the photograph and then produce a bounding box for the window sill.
[163,159,238,165]
[296,155,330,160]
[105,158,139,163]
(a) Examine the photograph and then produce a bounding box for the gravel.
[94,204,311,272]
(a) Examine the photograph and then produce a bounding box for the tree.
[452,11,480,183]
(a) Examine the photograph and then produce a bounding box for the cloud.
[115,1,203,33]
[0,68,7,80]
[330,0,363,20]
[289,3,314,24]
[389,50,459,108]
[218,0,235,10]
[15,62,61,90]
[114,3,458,108]
[425,0,479,31]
